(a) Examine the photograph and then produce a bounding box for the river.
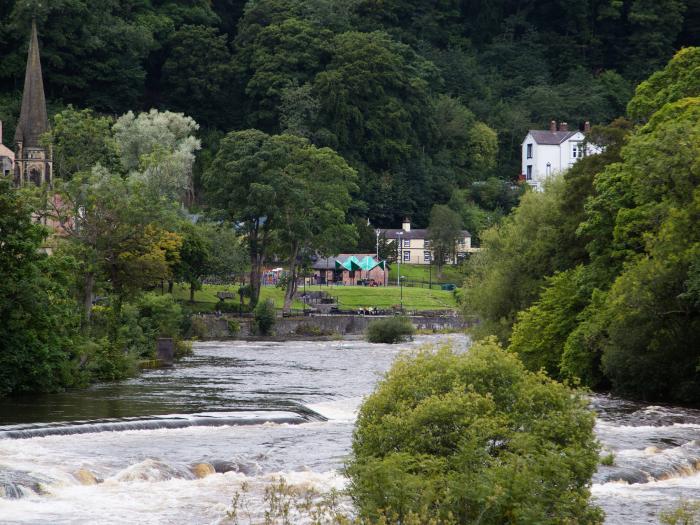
[0,335,697,523]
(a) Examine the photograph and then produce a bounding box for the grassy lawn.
[305,285,457,310]
[388,263,466,287]
[170,283,457,311]
[170,283,304,311]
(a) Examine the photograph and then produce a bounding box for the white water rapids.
[0,335,698,523]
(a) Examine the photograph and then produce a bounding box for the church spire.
[14,19,49,148]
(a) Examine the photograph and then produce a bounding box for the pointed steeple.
[14,19,49,148]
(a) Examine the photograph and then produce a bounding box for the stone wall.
[192,314,469,339]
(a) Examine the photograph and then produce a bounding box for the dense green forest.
[1,0,697,230]
[464,48,700,403]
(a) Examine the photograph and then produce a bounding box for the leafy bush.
[347,338,602,524]
[227,319,241,335]
[80,338,137,382]
[366,316,415,344]
[254,299,276,336]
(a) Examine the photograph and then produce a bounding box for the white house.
[379,218,473,265]
[521,121,601,191]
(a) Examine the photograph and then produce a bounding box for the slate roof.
[14,21,49,148]
[527,130,578,145]
[379,228,471,240]
[312,253,378,270]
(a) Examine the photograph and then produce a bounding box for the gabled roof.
[526,130,578,145]
[312,253,379,270]
[14,21,49,148]
[379,228,471,240]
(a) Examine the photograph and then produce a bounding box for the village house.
[380,218,472,265]
[0,122,14,177]
[521,121,601,191]
[311,254,388,286]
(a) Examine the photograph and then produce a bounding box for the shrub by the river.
[347,338,603,524]
[366,316,415,344]
[227,319,241,336]
[254,299,276,336]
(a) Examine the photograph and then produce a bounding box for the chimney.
[560,122,568,132]
[550,120,557,133]
[584,121,591,133]
[402,217,411,232]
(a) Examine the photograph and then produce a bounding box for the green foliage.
[348,339,602,524]
[509,267,589,380]
[253,299,276,336]
[227,319,241,336]
[461,177,576,342]
[600,452,615,467]
[627,47,700,122]
[46,106,119,179]
[366,317,415,344]
[204,129,357,307]
[660,500,700,525]
[161,25,235,128]
[0,181,85,396]
[467,52,700,403]
[427,204,463,275]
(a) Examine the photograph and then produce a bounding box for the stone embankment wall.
[192,314,469,339]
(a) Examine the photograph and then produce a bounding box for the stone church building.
[1,21,53,186]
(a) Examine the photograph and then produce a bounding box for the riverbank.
[190,312,470,339]
[1,336,699,523]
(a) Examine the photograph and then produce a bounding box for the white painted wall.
[521,131,600,191]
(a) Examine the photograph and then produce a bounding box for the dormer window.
[526,144,533,159]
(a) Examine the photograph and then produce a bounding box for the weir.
[0,335,698,524]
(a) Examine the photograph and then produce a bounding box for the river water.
[0,335,697,523]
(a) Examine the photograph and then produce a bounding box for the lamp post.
[396,231,403,287]
[400,276,405,311]
[375,228,380,260]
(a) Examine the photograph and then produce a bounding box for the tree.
[173,221,248,301]
[348,338,602,524]
[234,2,333,131]
[0,180,83,397]
[427,204,463,277]
[160,25,236,128]
[51,166,182,321]
[113,109,201,203]
[45,106,119,180]
[173,222,211,302]
[204,130,357,309]
[627,47,700,122]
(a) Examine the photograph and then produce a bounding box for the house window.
[424,251,431,262]
[403,251,410,262]
[403,239,410,248]
[526,144,533,159]
[572,143,583,159]
[349,270,356,279]
[526,165,532,180]
[424,240,431,249]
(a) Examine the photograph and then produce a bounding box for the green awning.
[335,256,362,271]
[359,256,379,271]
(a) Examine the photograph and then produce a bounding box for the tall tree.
[0,180,82,397]
[427,204,463,277]
[204,130,357,308]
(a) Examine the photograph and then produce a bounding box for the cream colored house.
[380,218,472,265]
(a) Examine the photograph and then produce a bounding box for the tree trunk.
[249,253,262,308]
[83,271,95,326]
[283,244,299,312]
[168,280,174,293]
[189,281,196,303]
